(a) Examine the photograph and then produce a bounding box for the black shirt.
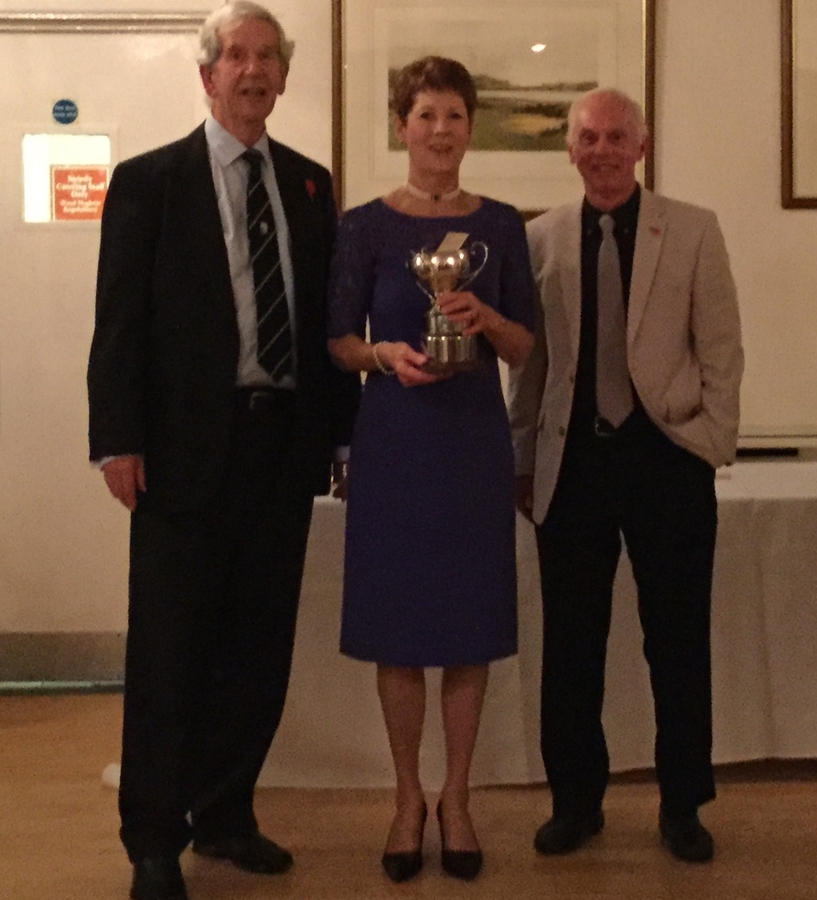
[568,184,642,441]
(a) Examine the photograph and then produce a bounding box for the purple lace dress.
[328,198,535,666]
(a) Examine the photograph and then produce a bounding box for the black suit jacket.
[88,123,359,512]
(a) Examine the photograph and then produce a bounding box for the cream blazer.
[507,189,744,525]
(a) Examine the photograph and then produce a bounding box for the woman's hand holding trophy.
[372,340,443,388]
[435,288,493,336]
[409,237,489,375]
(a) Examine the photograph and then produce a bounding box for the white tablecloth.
[259,461,817,787]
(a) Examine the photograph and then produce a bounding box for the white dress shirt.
[205,116,297,388]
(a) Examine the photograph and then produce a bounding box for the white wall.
[1,0,816,633]
[0,0,333,634]
[656,1,817,440]
[2,0,334,165]
[7,0,817,437]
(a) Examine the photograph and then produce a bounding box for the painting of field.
[342,0,647,210]
[387,72,597,151]
[384,11,600,152]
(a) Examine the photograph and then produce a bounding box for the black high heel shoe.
[381,803,427,883]
[437,800,483,881]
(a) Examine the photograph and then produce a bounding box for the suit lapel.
[175,125,232,291]
[628,189,666,342]
[268,138,306,259]
[561,201,583,362]
[268,138,314,378]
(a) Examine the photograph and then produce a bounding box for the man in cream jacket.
[507,88,743,865]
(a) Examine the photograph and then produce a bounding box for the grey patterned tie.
[596,213,633,427]
[242,148,293,381]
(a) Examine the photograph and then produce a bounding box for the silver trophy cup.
[409,241,488,375]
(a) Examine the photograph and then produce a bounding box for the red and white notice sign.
[51,166,109,221]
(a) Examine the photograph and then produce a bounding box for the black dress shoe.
[130,857,187,900]
[533,809,605,855]
[192,829,293,874]
[437,801,483,881]
[659,808,714,863]
[381,804,427,883]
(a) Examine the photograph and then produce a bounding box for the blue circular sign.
[52,99,78,125]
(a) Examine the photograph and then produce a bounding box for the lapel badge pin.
[260,221,269,235]
[649,225,661,236]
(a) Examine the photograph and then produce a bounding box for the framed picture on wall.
[332,0,655,213]
[782,0,817,208]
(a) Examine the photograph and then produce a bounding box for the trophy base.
[423,335,479,376]
[422,357,480,376]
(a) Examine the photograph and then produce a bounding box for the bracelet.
[372,342,395,375]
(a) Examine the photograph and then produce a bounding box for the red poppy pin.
[306,178,316,199]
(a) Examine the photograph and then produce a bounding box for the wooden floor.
[1,694,816,900]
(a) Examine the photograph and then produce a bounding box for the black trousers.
[119,393,315,861]
[535,412,717,818]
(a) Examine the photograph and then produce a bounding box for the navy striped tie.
[242,148,293,381]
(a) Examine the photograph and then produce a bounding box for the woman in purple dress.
[328,57,534,883]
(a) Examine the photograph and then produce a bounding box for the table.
[259,461,817,788]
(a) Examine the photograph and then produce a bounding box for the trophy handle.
[457,241,488,292]
[408,248,438,305]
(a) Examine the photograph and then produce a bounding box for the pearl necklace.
[404,182,462,203]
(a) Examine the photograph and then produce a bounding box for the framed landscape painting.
[332,0,655,213]
[782,0,817,207]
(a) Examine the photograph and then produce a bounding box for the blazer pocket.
[663,364,703,425]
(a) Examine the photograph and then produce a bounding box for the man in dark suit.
[508,88,742,865]
[87,3,359,898]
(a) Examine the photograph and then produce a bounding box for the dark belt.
[593,408,649,439]
[234,386,295,413]
[594,415,618,438]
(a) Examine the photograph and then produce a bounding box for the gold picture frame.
[332,0,655,214]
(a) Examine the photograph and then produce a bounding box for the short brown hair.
[391,56,477,123]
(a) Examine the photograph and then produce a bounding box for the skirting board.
[0,632,125,689]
